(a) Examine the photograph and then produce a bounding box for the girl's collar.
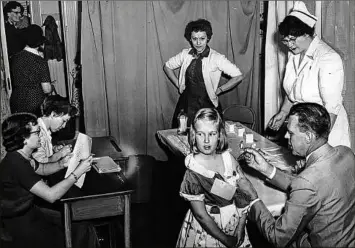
[38,117,51,135]
[24,46,41,57]
[188,46,210,58]
[185,153,216,178]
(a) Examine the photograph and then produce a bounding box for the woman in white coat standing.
[268,1,351,147]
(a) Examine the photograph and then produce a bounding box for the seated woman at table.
[176,108,250,248]
[32,95,77,165]
[0,113,94,248]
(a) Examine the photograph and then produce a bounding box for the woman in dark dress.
[163,19,244,127]
[10,24,53,116]
[0,113,94,248]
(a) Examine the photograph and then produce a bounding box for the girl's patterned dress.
[176,151,251,247]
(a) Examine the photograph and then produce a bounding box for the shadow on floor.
[95,158,275,248]
[95,158,189,248]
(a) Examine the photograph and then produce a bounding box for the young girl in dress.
[176,108,250,248]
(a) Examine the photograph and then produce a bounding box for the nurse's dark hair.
[2,112,38,152]
[189,108,228,154]
[184,19,213,42]
[279,16,315,37]
[41,95,78,117]
[289,103,331,140]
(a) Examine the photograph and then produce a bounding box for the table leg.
[124,194,131,248]
[64,203,72,248]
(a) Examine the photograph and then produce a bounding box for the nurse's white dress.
[283,36,351,147]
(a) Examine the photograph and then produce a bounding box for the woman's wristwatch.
[70,172,79,182]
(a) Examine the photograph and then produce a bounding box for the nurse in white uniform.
[268,1,351,148]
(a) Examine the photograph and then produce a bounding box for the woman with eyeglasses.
[0,113,93,248]
[3,1,26,58]
[32,95,77,166]
[268,1,350,148]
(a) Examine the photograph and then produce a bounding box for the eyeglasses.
[11,10,22,15]
[281,36,298,46]
[30,130,41,136]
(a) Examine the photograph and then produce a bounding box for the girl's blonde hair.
[189,108,228,154]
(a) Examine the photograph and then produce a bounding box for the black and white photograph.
[1,1,355,248]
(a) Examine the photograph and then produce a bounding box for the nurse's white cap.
[289,1,317,28]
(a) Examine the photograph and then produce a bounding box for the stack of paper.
[92,156,121,173]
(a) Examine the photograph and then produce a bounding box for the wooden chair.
[222,104,256,130]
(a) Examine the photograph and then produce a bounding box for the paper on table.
[64,132,92,188]
[92,156,121,173]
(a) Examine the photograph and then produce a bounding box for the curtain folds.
[81,1,260,160]
[321,1,355,151]
[0,3,11,161]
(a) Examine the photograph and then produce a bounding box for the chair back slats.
[222,104,256,130]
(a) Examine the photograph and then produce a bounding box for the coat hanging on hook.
[42,15,63,61]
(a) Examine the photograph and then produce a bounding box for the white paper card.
[65,133,92,188]
[237,128,245,137]
[210,178,236,200]
[246,133,254,143]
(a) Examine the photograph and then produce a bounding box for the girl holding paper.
[176,108,250,248]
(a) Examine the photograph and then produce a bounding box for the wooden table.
[59,136,132,248]
[156,122,297,214]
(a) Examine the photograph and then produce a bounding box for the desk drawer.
[70,196,125,221]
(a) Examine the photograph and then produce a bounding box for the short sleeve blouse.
[0,152,42,217]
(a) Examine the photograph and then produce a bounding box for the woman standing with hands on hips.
[268,1,351,147]
[163,19,244,127]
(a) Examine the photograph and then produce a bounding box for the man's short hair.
[289,102,331,139]
[3,1,24,20]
